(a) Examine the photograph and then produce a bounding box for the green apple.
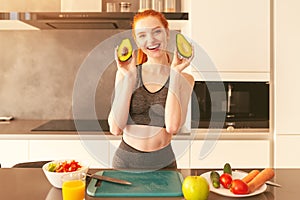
[182,176,209,200]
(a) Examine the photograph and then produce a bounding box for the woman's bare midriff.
[123,125,173,152]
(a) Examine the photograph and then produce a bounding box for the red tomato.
[230,179,249,195]
[55,160,82,173]
[220,173,232,189]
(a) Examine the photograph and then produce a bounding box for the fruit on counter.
[182,176,209,200]
[242,169,260,184]
[210,171,220,188]
[176,33,193,58]
[230,179,249,195]
[117,38,133,62]
[247,168,275,193]
[219,173,232,189]
[223,163,232,175]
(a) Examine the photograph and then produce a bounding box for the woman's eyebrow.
[152,26,162,31]
[136,26,162,34]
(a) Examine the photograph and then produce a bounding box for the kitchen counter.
[0,168,296,200]
[0,119,270,140]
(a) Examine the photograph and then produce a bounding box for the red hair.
[132,10,169,65]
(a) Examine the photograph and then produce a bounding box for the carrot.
[242,170,260,183]
[248,168,275,193]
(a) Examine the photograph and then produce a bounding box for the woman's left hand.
[170,47,194,73]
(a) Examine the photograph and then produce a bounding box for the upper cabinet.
[0,0,101,12]
[0,0,61,12]
[61,0,102,12]
[190,0,270,78]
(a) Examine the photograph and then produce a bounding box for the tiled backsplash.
[0,30,119,120]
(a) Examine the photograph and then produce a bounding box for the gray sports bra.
[127,65,169,127]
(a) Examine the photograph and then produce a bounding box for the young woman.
[108,10,194,170]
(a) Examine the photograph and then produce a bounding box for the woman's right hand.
[114,47,137,76]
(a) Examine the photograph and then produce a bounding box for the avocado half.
[176,33,193,58]
[117,38,133,62]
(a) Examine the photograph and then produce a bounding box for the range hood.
[1,12,188,30]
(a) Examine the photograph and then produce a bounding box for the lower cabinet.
[109,140,190,169]
[275,135,300,168]
[190,140,270,169]
[1,138,271,169]
[29,140,109,168]
[0,140,29,168]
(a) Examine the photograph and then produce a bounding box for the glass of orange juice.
[61,172,86,200]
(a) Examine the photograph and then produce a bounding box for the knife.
[87,173,132,185]
[234,170,281,187]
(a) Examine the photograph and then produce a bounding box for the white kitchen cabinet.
[108,140,120,168]
[275,135,300,168]
[274,0,300,168]
[0,0,60,11]
[171,140,190,168]
[109,140,190,168]
[275,0,300,135]
[61,0,102,12]
[190,0,270,74]
[190,140,270,169]
[29,140,109,168]
[0,140,29,168]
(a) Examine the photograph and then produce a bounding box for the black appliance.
[191,81,269,129]
[32,119,109,132]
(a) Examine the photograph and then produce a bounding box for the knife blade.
[87,173,132,185]
[234,170,281,187]
[265,180,281,187]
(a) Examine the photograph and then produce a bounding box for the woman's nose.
[146,33,156,43]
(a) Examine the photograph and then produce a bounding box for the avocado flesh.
[176,33,192,58]
[117,38,133,62]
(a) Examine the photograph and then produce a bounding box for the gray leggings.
[112,138,177,171]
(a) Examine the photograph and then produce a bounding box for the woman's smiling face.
[134,16,169,60]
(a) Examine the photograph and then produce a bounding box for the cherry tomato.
[219,173,232,189]
[230,179,249,195]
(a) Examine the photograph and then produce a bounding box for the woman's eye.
[154,29,162,35]
[138,34,146,39]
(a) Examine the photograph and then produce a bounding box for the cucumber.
[223,163,232,175]
[210,171,220,188]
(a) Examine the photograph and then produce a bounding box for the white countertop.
[0,120,270,140]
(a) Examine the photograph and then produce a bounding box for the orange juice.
[62,180,85,200]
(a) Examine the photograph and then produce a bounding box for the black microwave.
[191,81,269,129]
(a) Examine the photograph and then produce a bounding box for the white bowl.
[42,159,89,188]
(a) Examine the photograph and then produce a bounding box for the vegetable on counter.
[219,173,232,189]
[247,168,275,193]
[242,169,260,184]
[230,179,249,195]
[210,171,220,188]
[48,160,82,173]
[223,163,232,175]
[206,163,275,195]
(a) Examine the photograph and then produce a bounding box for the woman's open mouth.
[147,44,161,51]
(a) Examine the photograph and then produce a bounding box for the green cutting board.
[86,170,183,197]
